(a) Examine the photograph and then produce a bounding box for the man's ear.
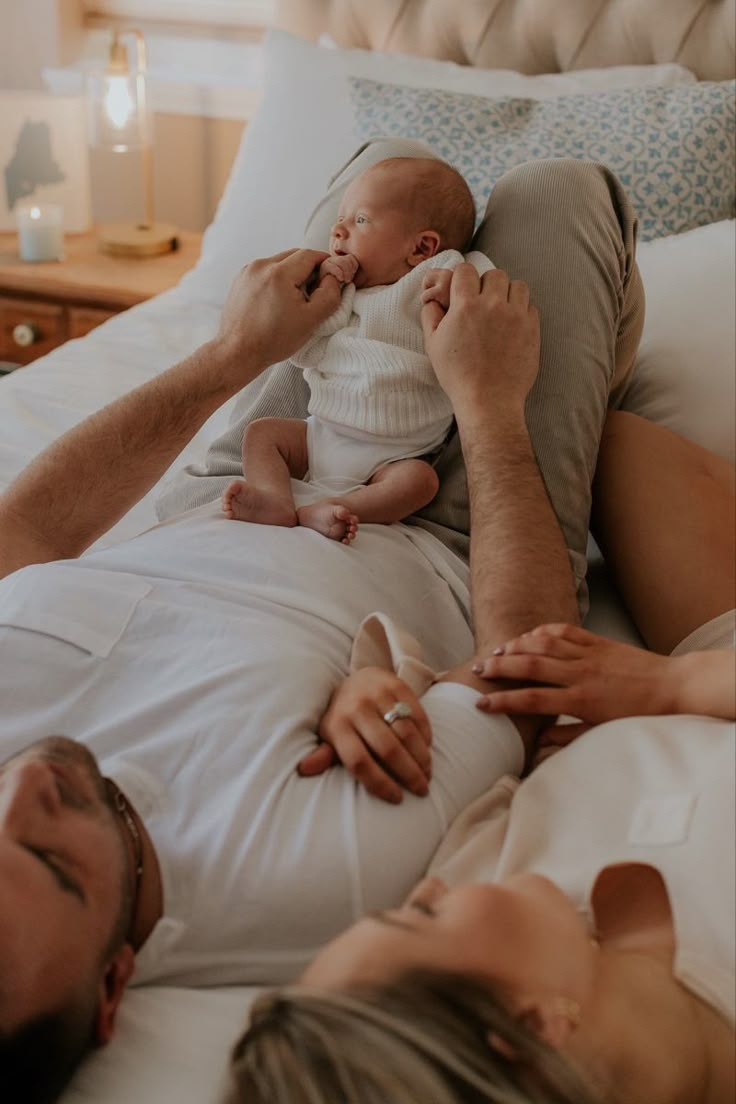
[407,230,441,267]
[93,943,135,1045]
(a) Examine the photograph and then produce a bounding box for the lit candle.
[16,204,64,262]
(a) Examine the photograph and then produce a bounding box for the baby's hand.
[421,268,453,311]
[320,253,358,286]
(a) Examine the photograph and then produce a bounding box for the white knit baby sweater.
[292,249,494,438]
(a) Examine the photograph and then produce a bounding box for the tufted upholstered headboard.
[275,0,735,80]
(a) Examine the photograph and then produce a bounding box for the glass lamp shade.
[86,69,151,152]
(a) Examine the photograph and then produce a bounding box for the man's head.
[0,737,136,1103]
[330,157,475,288]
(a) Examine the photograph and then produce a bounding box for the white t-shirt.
[429,712,736,1023]
[0,498,521,987]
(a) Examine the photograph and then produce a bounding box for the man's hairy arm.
[423,266,580,759]
[0,249,339,580]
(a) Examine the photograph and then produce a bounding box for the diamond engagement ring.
[383,701,413,725]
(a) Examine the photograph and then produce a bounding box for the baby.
[222,157,493,542]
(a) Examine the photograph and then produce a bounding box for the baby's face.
[330,166,427,289]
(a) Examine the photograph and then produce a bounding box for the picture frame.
[0,92,91,232]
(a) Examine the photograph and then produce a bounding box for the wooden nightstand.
[0,229,202,368]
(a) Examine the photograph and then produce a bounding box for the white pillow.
[626,220,735,463]
[182,29,695,302]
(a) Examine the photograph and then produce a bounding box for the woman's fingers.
[304,691,433,803]
[351,704,431,795]
[334,721,432,804]
[300,668,434,801]
[475,685,572,716]
[529,623,598,643]
[474,636,581,673]
[297,742,337,777]
[473,652,576,685]
[524,623,598,646]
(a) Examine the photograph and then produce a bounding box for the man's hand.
[215,248,342,378]
[297,667,433,804]
[320,252,359,287]
[421,265,540,421]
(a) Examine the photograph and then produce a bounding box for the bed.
[0,2,732,1101]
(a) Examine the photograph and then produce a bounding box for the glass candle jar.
[16,203,64,262]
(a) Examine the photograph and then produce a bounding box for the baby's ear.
[408,231,441,267]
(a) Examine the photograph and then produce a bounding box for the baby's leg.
[222,417,308,526]
[298,459,439,540]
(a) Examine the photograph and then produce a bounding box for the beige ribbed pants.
[156,139,644,605]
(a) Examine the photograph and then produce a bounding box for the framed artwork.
[0,92,91,231]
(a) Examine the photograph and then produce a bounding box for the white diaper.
[305,415,449,495]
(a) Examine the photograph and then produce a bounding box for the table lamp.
[86,29,178,256]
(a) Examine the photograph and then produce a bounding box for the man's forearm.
[461,407,579,655]
[439,406,580,763]
[0,339,251,576]
[0,247,341,580]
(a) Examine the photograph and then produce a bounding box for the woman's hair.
[226,968,603,1104]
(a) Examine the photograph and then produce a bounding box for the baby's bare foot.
[222,480,297,526]
[297,501,359,544]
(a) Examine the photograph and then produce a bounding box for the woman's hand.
[421,265,540,422]
[215,248,342,378]
[297,667,433,804]
[473,623,680,725]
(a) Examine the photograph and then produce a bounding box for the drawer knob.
[12,322,40,348]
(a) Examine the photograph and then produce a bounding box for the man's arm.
[0,249,339,580]
[423,266,580,758]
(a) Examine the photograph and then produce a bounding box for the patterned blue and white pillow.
[349,77,736,241]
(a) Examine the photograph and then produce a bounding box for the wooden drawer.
[68,306,117,339]
[0,296,67,365]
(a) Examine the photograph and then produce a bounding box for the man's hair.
[375,157,476,251]
[0,994,98,1104]
[226,968,603,1104]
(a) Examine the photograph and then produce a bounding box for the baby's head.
[330,157,475,288]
